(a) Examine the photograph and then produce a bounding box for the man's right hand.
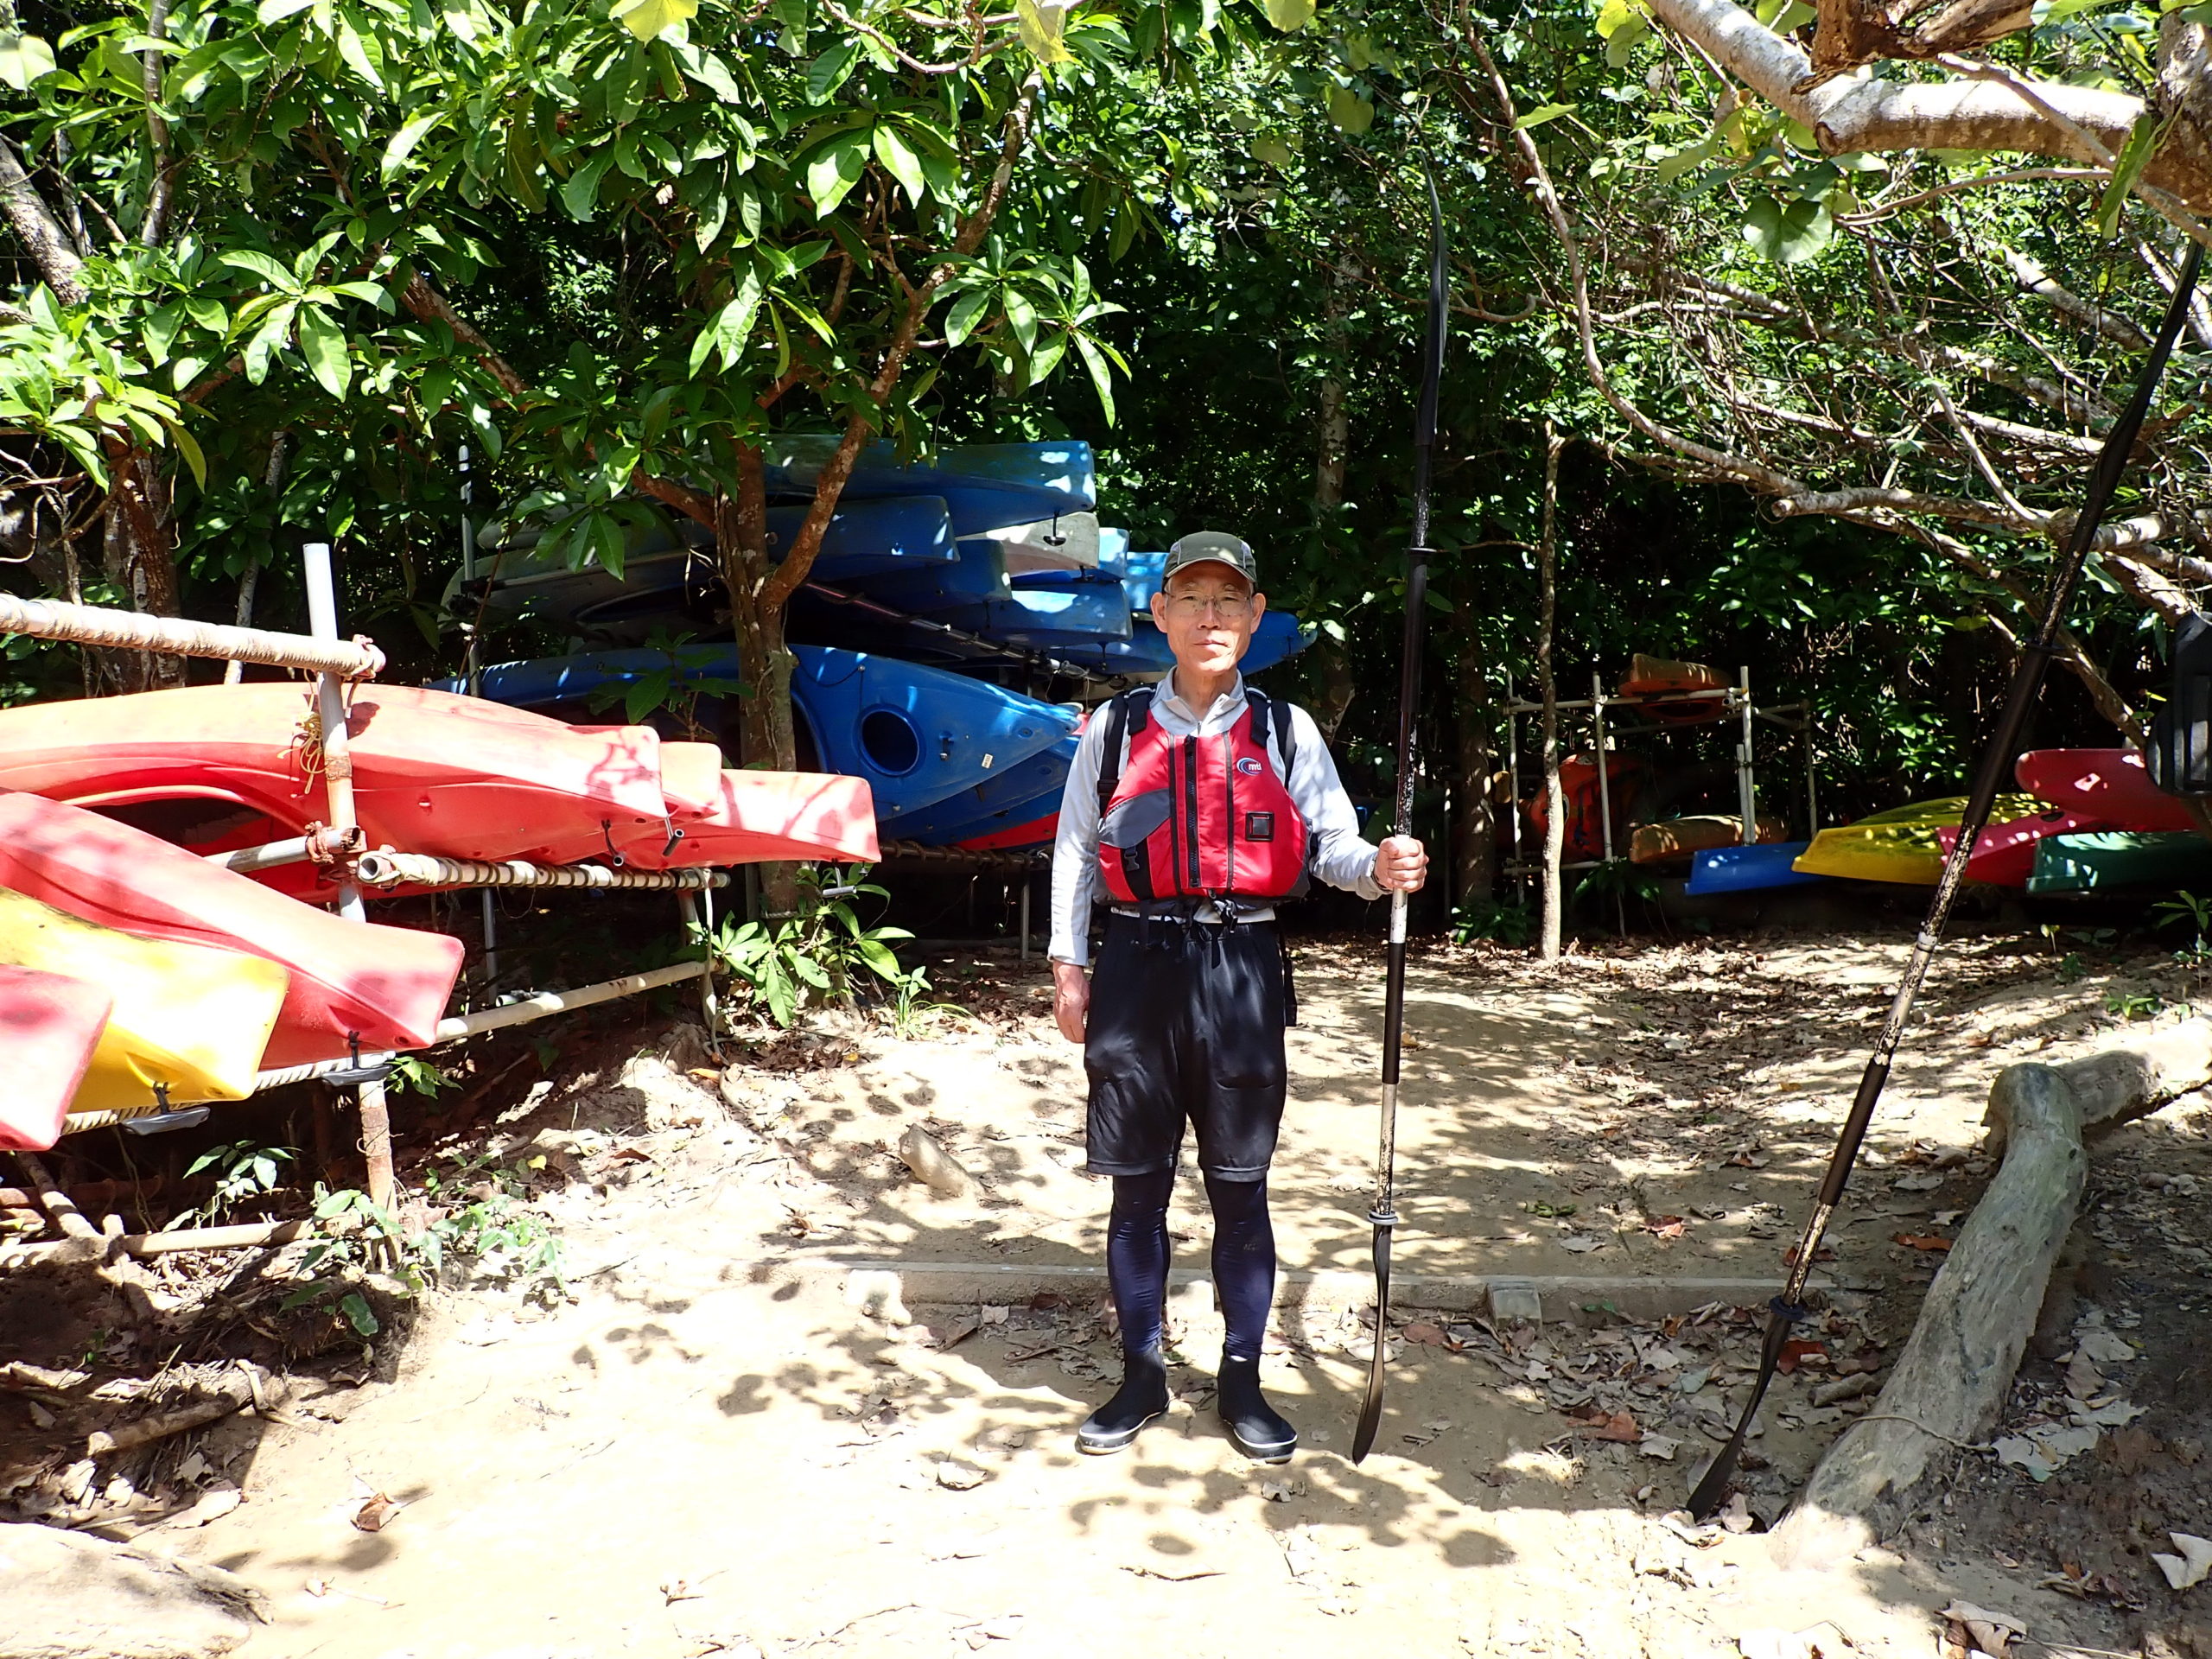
[1052,960,1090,1044]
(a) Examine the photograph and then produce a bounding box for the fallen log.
[1769,1016,2212,1567]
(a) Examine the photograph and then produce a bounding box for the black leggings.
[1106,1169,1276,1363]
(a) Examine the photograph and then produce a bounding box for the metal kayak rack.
[3,556,745,1209]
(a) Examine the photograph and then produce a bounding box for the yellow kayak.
[1792,795,2042,886]
[0,886,289,1113]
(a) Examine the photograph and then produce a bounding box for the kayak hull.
[0,683,670,871]
[475,497,961,638]
[0,791,463,1069]
[0,887,288,1114]
[1793,795,2042,886]
[1629,814,1785,866]
[762,439,1095,537]
[468,645,1077,821]
[880,735,1077,846]
[2028,831,2212,894]
[0,964,111,1152]
[1685,842,1826,895]
[1936,805,2112,887]
[2015,748,2194,832]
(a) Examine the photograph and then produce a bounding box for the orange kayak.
[0,791,462,1069]
[1618,654,1731,724]
[0,683,669,869]
[1629,814,1787,865]
[0,964,112,1152]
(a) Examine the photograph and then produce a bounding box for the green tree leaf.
[804,130,870,217]
[611,0,698,42]
[296,304,352,398]
[1326,84,1374,134]
[1264,0,1316,29]
[0,29,57,89]
[2097,111,2160,236]
[1741,194,1833,264]
[1014,0,1076,62]
[382,112,443,179]
[1514,102,1579,130]
[806,39,861,102]
[874,124,927,207]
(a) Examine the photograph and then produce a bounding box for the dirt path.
[11,925,2207,1656]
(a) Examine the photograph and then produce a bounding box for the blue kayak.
[474,497,958,633]
[1117,550,1167,613]
[850,537,1009,614]
[879,733,1077,843]
[1096,527,1133,575]
[762,439,1095,538]
[1685,841,1827,895]
[457,645,1077,819]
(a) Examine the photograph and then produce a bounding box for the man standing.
[1049,531,1427,1462]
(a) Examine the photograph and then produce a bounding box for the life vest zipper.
[1183,734,1201,893]
[1222,728,1236,900]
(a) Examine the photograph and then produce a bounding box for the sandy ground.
[9,925,2211,1657]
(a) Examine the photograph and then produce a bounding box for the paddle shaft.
[1352,164,1449,1465]
[1687,237,2204,1518]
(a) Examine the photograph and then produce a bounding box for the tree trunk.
[99,445,184,690]
[1537,427,1567,963]
[1452,609,1497,908]
[718,449,804,916]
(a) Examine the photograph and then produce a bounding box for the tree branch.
[139,0,175,247]
[0,136,87,304]
[1647,0,2212,211]
[400,274,532,400]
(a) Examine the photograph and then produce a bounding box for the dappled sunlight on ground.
[149,924,2209,1656]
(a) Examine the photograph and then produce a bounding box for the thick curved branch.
[1648,0,2212,211]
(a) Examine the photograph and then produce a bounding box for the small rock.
[898,1125,976,1200]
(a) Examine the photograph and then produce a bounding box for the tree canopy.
[4,0,2209,892]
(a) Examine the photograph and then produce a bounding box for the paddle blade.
[1350,1217,1395,1462]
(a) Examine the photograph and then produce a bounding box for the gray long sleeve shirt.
[1048,671,1384,966]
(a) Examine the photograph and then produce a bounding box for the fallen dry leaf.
[2152,1531,2212,1592]
[1569,1405,1641,1443]
[1402,1322,1451,1347]
[1777,1339,1827,1375]
[1645,1217,1688,1239]
[351,1492,399,1533]
[1893,1234,1953,1252]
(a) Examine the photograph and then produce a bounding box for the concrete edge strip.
[735,1255,1850,1322]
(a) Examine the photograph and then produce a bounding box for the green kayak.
[2027,830,2212,894]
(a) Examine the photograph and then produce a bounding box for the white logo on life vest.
[1236,756,1263,775]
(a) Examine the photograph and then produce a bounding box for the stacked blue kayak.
[457,438,1313,850]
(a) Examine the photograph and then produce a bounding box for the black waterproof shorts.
[1083,913,1294,1182]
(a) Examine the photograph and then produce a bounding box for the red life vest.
[1095,688,1309,906]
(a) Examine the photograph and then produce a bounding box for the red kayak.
[0,791,462,1069]
[2014,748,2196,833]
[0,684,670,870]
[625,742,880,869]
[0,964,113,1152]
[1936,803,2113,887]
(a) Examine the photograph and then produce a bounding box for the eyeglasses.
[1164,593,1254,620]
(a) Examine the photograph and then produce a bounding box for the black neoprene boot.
[1077,1346,1170,1454]
[1217,1355,1295,1462]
